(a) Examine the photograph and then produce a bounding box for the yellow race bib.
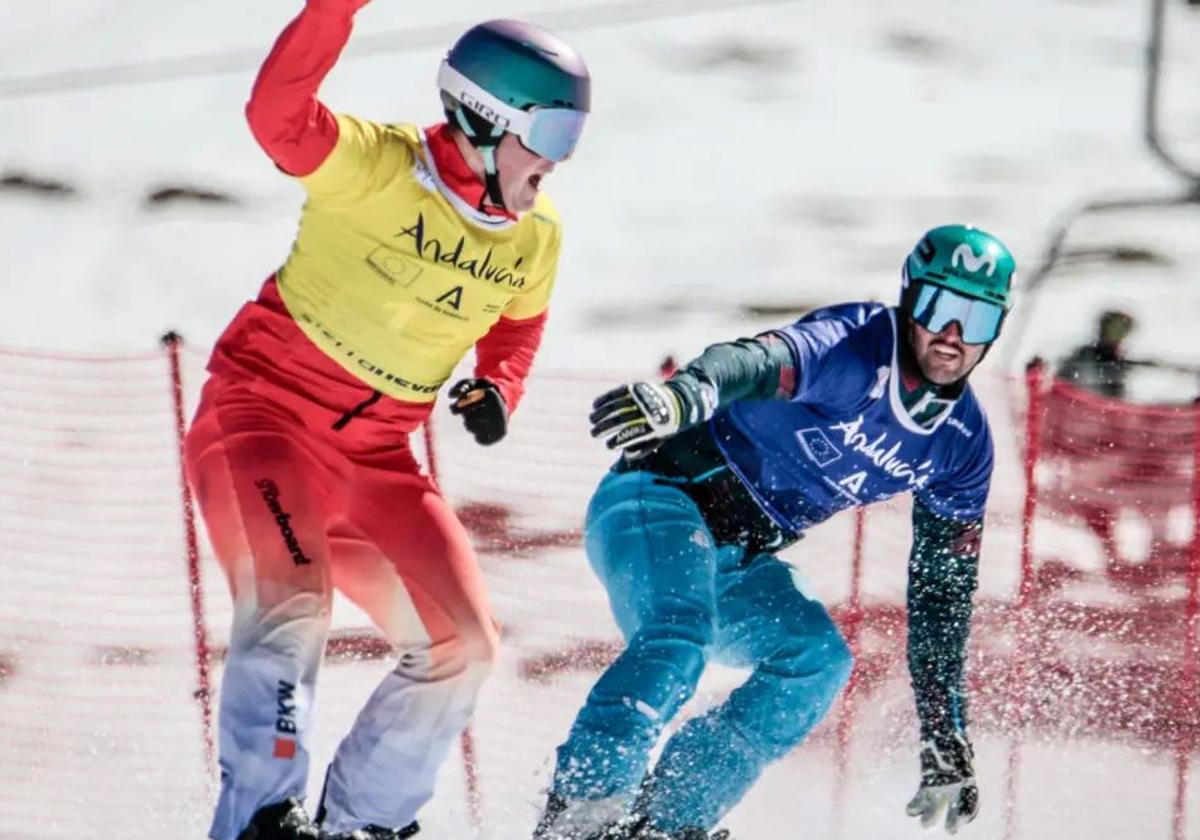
[277,117,561,402]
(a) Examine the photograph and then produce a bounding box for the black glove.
[589,381,684,457]
[449,378,508,446]
[906,730,979,834]
[589,376,717,458]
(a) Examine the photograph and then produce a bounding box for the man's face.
[909,319,987,385]
[495,133,557,213]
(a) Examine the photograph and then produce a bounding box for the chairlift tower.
[1002,0,1200,366]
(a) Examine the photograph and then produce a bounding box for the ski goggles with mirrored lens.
[437,62,587,162]
[910,282,1007,344]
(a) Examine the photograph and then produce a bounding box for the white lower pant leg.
[318,652,494,833]
[209,595,330,840]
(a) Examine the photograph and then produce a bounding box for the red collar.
[424,123,516,221]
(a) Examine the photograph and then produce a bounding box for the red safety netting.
[1,344,1198,839]
[1036,375,1198,581]
[1008,361,1200,840]
[0,341,213,836]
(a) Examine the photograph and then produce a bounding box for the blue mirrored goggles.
[910,282,1006,344]
[519,107,587,162]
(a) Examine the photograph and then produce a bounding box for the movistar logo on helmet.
[950,244,997,277]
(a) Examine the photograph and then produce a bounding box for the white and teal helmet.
[437,20,591,208]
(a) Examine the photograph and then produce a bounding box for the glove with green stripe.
[589,375,717,457]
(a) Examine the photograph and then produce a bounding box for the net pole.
[1173,399,1200,840]
[831,506,867,839]
[1003,358,1046,840]
[162,331,217,784]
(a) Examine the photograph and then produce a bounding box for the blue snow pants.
[551,470,853,832]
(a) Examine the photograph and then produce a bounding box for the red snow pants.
[185,278,498,838]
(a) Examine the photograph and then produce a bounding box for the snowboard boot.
[673,829,730,840]
[533,791,630,840]
[313,767,419,839]
[592,814,731,840]
[321,823,419,839]
[237,798,321,840]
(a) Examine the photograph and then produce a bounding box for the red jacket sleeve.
[245,1,359,176]
[474,311,549,414]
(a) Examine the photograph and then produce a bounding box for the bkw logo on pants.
[274,679,298,759]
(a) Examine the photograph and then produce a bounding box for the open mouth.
[930,342,962,362]
[528,173,543,191]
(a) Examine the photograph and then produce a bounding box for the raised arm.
[245,0,370,176]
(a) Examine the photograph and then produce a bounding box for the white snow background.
[1,0,1199,838]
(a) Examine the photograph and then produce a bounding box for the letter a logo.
[436,285,464,311]
[838,471,867,495]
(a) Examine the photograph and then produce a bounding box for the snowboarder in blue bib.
[534,225,1016,840]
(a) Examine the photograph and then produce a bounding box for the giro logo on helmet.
[459,92,511,129]
[950,244,998,277]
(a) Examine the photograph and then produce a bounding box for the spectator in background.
[1055,309,1135,399]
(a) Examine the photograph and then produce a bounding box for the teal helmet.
[444,20,590,115]
[437,20,590,208]
[900,224,1017,344]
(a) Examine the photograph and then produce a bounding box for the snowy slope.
[1,0,1198,371]
[2,0,1200,838]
